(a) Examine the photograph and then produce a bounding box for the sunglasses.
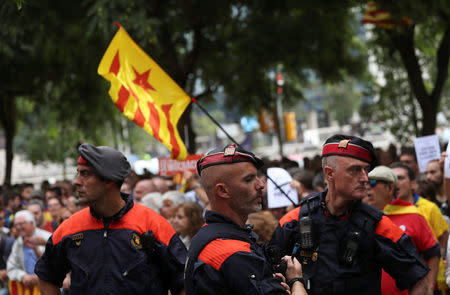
[368,179,388,187]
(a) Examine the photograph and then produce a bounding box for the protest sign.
[267,167,298,208]
[414,135,441,173]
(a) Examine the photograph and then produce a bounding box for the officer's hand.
[62,273,71,290]
[273,273,290,294]
[282,256,302,281]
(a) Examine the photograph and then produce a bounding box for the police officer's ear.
[323,166,335,183]
[102,179,119,190]
[215,182,230,200]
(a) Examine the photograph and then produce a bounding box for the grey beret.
[78,143,131,182]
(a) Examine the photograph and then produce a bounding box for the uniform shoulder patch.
[198,239,251,271]
[72,233,84,247]
[109,204,176,246]
[279,207,300,227]
[375,215,404,243]
[131,232,143,249]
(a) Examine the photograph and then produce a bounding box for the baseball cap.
[368,165,398,185]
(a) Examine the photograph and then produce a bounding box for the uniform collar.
[320,189,357,221]
[204,210,258,238]
[90,193,133,222]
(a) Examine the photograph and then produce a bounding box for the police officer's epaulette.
[299,193,321,217]
[350,201,384,232]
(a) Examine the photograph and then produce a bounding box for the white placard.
[414,135,441,173]
[445,144,450,179]
[267,167,298,208]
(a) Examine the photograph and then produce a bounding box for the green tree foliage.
[362,1,450,138]
[88,0,368,150]
[1,1,120,185]
[1,0,371,185]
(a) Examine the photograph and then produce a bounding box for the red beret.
[197,144,263,175]
[322,134,377,169]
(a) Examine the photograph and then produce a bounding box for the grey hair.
[15,210,36,226]
[322,155,339,170]
[27,199,45,211]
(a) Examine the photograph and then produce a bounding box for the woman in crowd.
[171,202,204,249]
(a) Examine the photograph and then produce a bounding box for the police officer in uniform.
[270,134,431,295]
[35,143,186,295]
[184,144,307,295]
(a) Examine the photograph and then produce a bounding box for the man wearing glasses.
[365,165,440,295]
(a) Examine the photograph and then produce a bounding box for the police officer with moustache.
[35,143,187,295]
[270,134,430,295]
[185,144,307,295]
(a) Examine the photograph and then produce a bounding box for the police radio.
[299,215,314,250]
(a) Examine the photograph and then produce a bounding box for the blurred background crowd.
[0,143,448,294]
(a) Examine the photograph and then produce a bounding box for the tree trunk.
[1,96,15,188]
[420,95,439,136]
[390,25,450,138]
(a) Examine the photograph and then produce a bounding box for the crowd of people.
[0,136,448,294]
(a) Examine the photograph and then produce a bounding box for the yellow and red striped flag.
[361,1,411,29]
[98,24,191,160]
[9,280,40,295]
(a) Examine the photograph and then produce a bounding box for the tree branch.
[182,0,202,82]
[389,26,429,108]
[431,23,450,102]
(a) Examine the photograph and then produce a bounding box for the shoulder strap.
[185,223,252,295]
[299,193,322,217]
[350,201,383,233]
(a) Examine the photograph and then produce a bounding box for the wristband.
[288,277,306,289]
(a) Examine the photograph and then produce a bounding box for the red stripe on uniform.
[109,203,175,246]
[375,215,404,242]
[198,239,251,270]
[52,209,103,245]
[279,207,300,227]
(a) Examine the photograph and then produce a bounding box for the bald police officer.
[35,143,186,295]
[185,144,307,295]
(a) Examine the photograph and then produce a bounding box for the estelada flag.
[98,24,191,160]
[361,1,411,29]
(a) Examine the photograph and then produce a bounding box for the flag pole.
[191,97,297,206]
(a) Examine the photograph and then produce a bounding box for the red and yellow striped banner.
[98,25,191,160]
[9,280,40,295]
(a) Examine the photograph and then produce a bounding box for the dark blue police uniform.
[35,194,186,295]
[185,210,287,295]
[269,190,430,295]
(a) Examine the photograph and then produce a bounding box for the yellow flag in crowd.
[98,25,191,160]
